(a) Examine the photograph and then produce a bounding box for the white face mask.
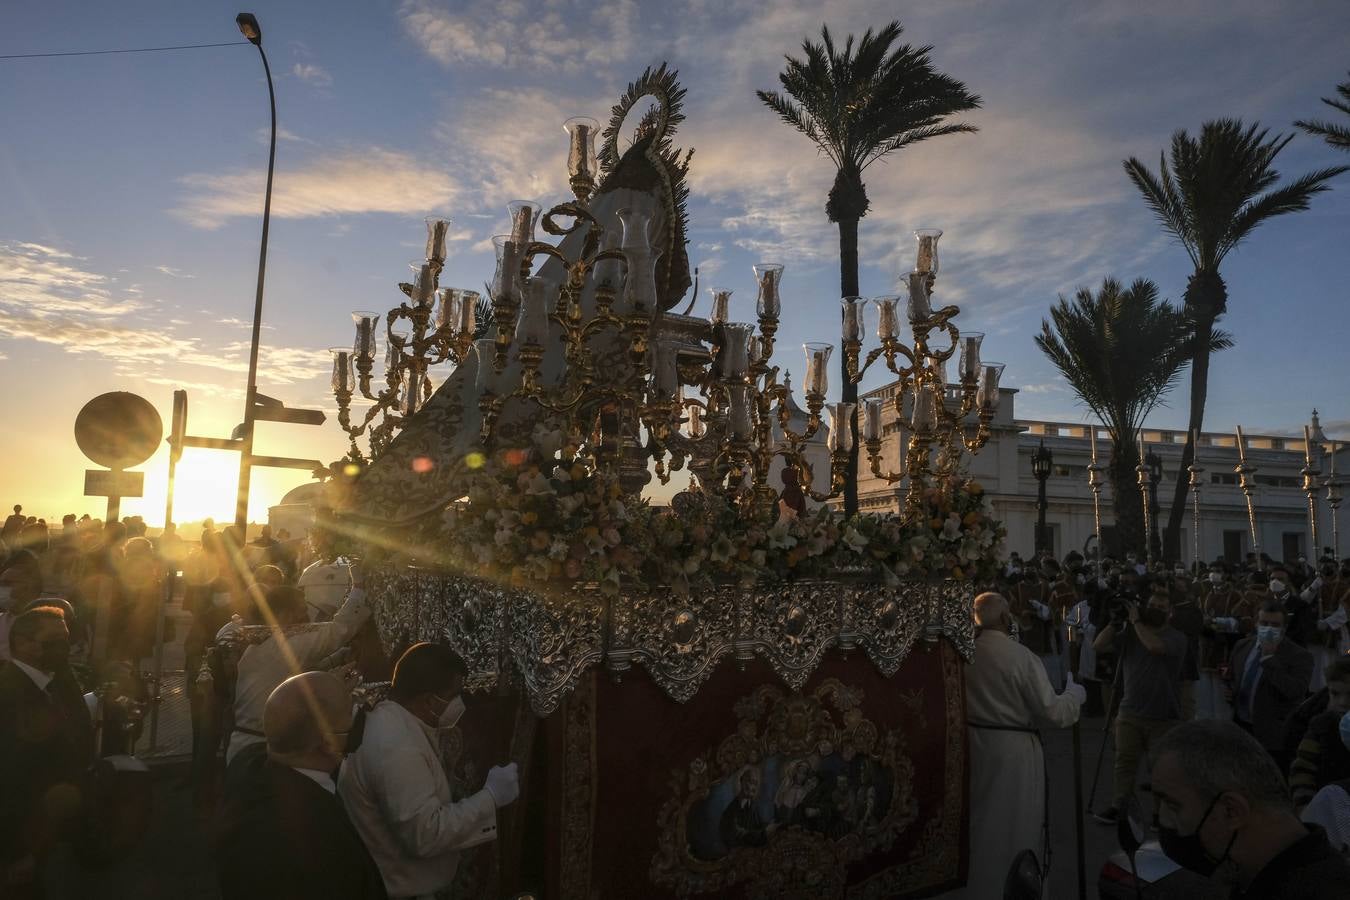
[1269,579,1287,595]
[1209,572,1223,585]
[437,694,465,730]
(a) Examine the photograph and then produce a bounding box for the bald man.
[215,672,387,900]
[944,592,1084,899]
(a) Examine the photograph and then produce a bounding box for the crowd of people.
[959,547,1350,898]
[5,495,1350,897]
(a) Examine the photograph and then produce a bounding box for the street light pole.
[1032,439,1052,558]
[234,11,275,533]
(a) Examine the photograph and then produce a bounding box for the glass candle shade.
[329,348,354,394]
[425,215,452,264]
[517,277,552,346]
[687,403,705,439]
[841,295,866,342]
[400,370,421,417]
[958,332,984,382]
[911,383,937,432]
[827,402,856,454]
[616,206,653,255]
[803,342,833,398]
[507,200,542,247]
[352,311,380,361]
[747,335,763,367]
[976,362,1005,411]
[906,271,932,323]
[722,323,753,380]
[592,229,623,288]
[931,358,948,393]
[473,339,498,395]
[563,116,599,182]
[753,263,783,319]
[435,288,460,331]
[409,261,436,310]
[728,385,753,440]
[708,288,732,325]
[914,228,943,277]
[652,341,680,399]
[873,295,901,341]
[863,397,883,442]
[386,328,408,372]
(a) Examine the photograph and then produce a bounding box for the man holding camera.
[1092,584,1188,825]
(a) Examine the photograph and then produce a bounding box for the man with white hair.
[945,592,1084,899]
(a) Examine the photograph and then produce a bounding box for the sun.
[169,449,242,525]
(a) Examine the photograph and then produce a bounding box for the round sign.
[74,392,164,469]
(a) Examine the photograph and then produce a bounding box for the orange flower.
[962,511,979,527]
[522,511,539,525]
[951,566,966,581]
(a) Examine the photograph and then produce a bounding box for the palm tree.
[1123,120,1346,560]
[757,21,980,516]
[1035,279,1228,555]
[1296,72,1350,152]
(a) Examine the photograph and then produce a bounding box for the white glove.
[1032,600,1051,621]
[1063,673,1087,706]
[484,763,519,808]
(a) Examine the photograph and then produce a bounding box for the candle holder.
[1188,436,1205,569]
[1137,439,1154,567]
[1303,425,1321,562]
[1087,431,1106,574]
[1235,426,1261,567]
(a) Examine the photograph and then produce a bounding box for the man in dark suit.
[1228,600,1314,772]
[214,670,387,900]
[0,605,94,898]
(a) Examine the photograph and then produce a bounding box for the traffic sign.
[84,468,144,498]
[75,392,163,468]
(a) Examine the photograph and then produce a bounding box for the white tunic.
[338,700,497,899]
[944,629,1082,899]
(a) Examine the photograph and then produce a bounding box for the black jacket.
[215,747,388,900]
[1235,824,1350,898]
[1228,636,1314,753]
[0,662,94,862]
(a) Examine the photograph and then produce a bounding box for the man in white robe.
[944,592,1084,899]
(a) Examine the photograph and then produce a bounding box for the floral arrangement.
[397,424,1006,595]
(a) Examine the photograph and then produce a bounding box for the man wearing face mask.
[215,671,388,900]
[1228,601,1314,773]
[0,605,93,898]
[1269,565,1318,652]
[1150,719,1350,897]
[340,642,517,900]
[1200,562,1248,720]
[1091,583,1188,825]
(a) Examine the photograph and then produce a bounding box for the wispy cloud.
[156,265,196,279]
[0,240,141,316]
[174,147,459,229]
[292,63,333,87]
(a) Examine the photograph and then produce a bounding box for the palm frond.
[1221,164,1350,256]
[1295,73,1350,152]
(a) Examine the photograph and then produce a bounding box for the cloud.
[399,0,638,72]
[0,241,141,316]
[156,266,196,279]
[174,148,460,229]
[292,63,333,87]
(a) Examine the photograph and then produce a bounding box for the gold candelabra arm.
[864,437,904,484]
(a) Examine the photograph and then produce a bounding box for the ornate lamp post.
[233,11,276,531]
[1087,428,1106,570]
[1235,426,1261,569]
[1326,441,1342,563]
[1145,446,1163,564]
[1032,439,1052,557]
[1187,428,1205,570]
[1136,436,1155,566]
[1302,425,1322,562]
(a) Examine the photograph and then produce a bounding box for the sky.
[2,0,1349,527]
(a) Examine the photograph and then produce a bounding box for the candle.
[564,117,597,180]
[841,296,863,342]
[976,362,1004,412]
[1304,425,1313,466]
[723,324,753,379]
[747,335,762,366]
[1090,426,1098,464]
[911,384,936,432]
[425,216,451,263]
[414,262,435,309]
[493,237,520,303]
[863,398,883,442]
[874,295,900,340]
[687,404,705,439]
[436,288,459,330]
[516,277,551,346]
[958,332,983,381]
[914,228,942,276]
[1236,426,1247,463]
[708,288,732,325]
[458,290,478,336]
[1332,442,1337,477]
[508,200,538,246]
[906,271,932,323]
[754,264,783,319]
[1138,434,1146,465]
[473,339,497,394]
[352,312,379,361]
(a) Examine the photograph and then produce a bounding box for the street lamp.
[233,11,276,532]
[1145,447,1163,564]
[1032,439,1052,558]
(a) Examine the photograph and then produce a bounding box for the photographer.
[1091,583,1188,825]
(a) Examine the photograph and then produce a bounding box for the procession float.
[322,66,1008,899]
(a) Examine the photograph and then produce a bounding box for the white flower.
[558,494,584,515]
[941,514,962,541]
[584,531,607,556]
[532,422,564,459]
[524,472,554,496]
[710,535,735,563]
[767,519,797,550]
[842,526,868,554]
[548,538,570,560]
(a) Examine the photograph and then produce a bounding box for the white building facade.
[855,383,1344,565]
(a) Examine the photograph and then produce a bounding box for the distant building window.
[1270,439,1284,450]
[1052,464,1074,477]
[1211,473,1237,485]
[1255,475,1299,489]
